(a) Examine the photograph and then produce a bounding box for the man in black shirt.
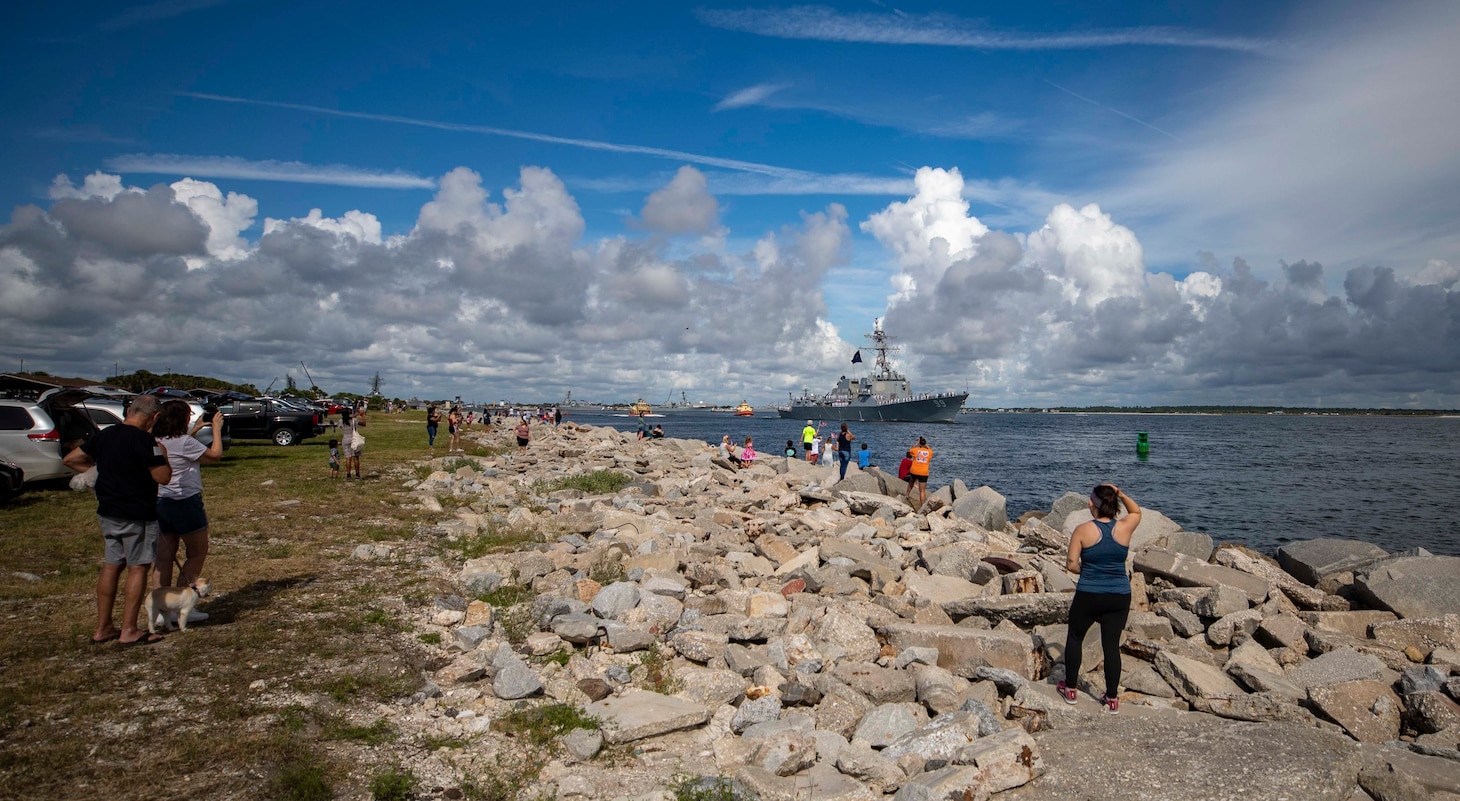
[64,394,172,645]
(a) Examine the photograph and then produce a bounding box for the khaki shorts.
[99,516,159,566]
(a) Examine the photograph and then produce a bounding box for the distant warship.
[778,319,967,423]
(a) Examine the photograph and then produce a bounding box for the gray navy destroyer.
[778,319,967,423]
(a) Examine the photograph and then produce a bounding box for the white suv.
[0,391,101,483]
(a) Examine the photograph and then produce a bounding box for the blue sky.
[3,1,1459,407]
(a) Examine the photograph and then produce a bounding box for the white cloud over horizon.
[104,153,438,189]
[3,164,1458,408]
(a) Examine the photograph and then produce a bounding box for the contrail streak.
[1042,79,1177,139]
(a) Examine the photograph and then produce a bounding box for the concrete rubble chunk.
[751,729,817,776]
[1356,760,1429,801]
[881,710,986,763]
[941,593,1071,628]
[561,727,603,760]
[587,689,712,744]
[1406,691,1460,734]
[816,608,882,663]
[1190,693,1318,725]
[1286,648,1391,691]
[1154,650,1245,701]
[1214,546,1330,610]
[1355,556,1460,619]
[955,727,1043,794]
[1300,610,1400,640]
[853,703,924,748]
[1277,538,1391,586]
[736,763,877,801]
[833,662,918,705]
[491,663,543,700]
[1370,615,1460,655]
[835,740,907,793]
[1307,680,1402,743]
[1194,585,1250,619]
[732,694,784,734]
[1133,547,1271,603]
[882,624,1038,679]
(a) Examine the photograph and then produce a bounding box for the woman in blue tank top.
[1060,484,1142,714]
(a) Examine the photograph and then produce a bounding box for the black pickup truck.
[220,399,323,446]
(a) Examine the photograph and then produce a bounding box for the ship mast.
[867,318,902,380]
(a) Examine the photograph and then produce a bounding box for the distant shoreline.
[962,407,1460,417]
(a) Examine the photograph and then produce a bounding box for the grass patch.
[496,603,535,644]
[530,469,632,496]
[635,642,681,695]
[493,702,601,748]
[369,765,417,801]
[443,523,543,560]
[418,631,442,645]
[670,775,754,801]
[0,410,441,801]
[324,716,396,745]
[476,583,535,607]
[587,552,625,585]
[460,749,547,801]
[273,754,334,801]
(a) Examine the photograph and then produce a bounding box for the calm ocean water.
[561,409,1460,557]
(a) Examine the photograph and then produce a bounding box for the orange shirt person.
[906,437,932,509]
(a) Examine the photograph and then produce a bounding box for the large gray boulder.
[1277,538,1390,587]
[1354,555,1460,619]
[1046,492,1089,533]
[952,485,1007,531]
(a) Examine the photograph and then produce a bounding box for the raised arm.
[1111,486,1142,538]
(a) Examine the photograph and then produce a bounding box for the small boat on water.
[779,318,967,423]
[733,401,754,417]
[630,399,653,416]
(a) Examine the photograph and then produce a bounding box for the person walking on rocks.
[62,394,171,646]
[906,437,932,508]
[836,423,855,481]
[515,416,531,454]
[1060,484,1141,714]
[447,406,463,454]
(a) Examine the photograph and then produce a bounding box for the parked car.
[219,398,323,445]
[0,459,23,501]
[78,396,229,449]
[0,391,101,484]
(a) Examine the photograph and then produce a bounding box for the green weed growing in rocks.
[635,642,681,695]
[369,765,417,801]
[493,702,601,747]
[531,469,632,495]
[587,552,625,585]
[669,774,755,801]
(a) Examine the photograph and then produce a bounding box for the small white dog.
[145,579,212,634]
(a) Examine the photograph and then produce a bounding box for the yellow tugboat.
[733,400,754,417]
[630,399,653,416]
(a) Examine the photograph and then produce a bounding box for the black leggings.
[1064,591,1131,697]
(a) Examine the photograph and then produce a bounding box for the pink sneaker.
[1057,681,1077,704]
[1100,693,1119,714]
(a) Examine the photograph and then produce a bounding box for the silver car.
[0,391,101,483]
[75,396,229,449]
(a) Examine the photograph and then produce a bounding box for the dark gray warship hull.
[778,393,967,423]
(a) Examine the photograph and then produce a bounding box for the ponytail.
[1091,484,1121,519]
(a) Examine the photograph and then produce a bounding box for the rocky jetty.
[380,421,1460,800]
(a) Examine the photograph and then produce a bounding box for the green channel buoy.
[1136,431,1149,455]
